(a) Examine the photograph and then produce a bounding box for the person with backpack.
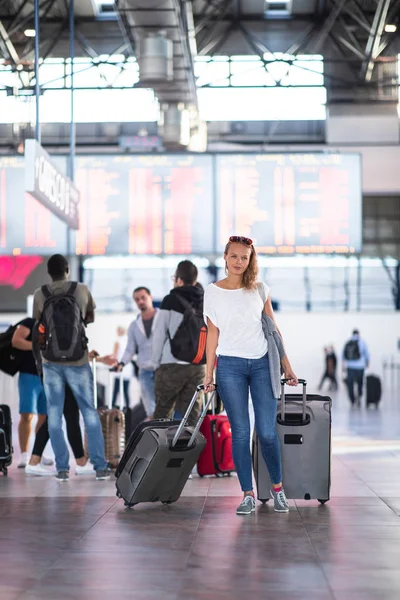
[32,254,109,482]
[151,260,206,426]
[203,236,298,516]
[342,329,370,407]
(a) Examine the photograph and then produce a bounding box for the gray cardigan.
[261,313,286,399]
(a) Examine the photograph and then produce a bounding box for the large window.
[0,53,325,123]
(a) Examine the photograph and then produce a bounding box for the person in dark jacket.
[152,260,205,426]
[318,345,338,392]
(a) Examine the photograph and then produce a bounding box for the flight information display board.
[0,156,68,255]
[216,153,362,254]
[73,154,214,255]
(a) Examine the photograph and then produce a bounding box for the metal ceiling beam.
[0,19,19,64]
[312,0,347,53]
[361,0,391,82]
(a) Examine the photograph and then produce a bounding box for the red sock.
[272,485,282,493]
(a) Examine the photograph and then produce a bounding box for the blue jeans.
[42,362,107,472]
[112,378,130,409]
[138,369,155,416]
[216,353,282,492]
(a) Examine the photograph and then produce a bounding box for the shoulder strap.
[67,282,78,296]
[41,285,52,299]
[176,293,193,312]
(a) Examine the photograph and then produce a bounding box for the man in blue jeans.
[342,329,370,407]
[33,254,109,482]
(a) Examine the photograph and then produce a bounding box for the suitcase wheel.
[162,501,173,505]
[259,499,269,504]
[124,502,137,508]
[2,468,7,476]
[318,499,329,505]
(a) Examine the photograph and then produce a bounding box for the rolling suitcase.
[115,385,216,507]
[197,395,234,477]
[252,379,331,504]
[85,359,126,469]
[0,404,12,476]
[366,374,382,407]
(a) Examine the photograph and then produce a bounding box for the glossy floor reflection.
[1,388,400,600]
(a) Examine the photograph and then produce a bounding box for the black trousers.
[32,385,84,459]
[346,368,364,404]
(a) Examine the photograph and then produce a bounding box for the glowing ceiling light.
[24,29,36,37]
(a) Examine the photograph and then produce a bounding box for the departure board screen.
[73,154,213,255]
[0,156,68,255]
[216,153,362,254]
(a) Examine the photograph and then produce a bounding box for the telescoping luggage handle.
[171,384,218,449]
[281,378,307,422]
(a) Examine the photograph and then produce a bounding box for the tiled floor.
[1,389,400,600]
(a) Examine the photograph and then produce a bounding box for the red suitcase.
[197,415,235,476]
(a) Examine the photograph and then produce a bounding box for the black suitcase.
[0,404,12,475]
[115,385,215,507]
[366,375,382,407]
[124,402,147,440]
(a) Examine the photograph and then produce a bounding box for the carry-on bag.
[0,404,12,475]
[366,374,382,407]
[252,379,331,504]
[85,359,125,469]
[197,394,234,477]
[115,384,217,507]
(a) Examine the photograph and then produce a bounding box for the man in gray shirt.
[110,287,158,417]
[33,254,109,482]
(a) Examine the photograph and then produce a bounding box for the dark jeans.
[112,378,130,409]
[32,385,84,459]
[217,353,282,492]
[153,364,206,427]
[346,368,364,404]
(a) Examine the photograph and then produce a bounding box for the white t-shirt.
[203,282,269,360]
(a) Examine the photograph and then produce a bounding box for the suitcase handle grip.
[280,378,307,422]
[171,385,218,449]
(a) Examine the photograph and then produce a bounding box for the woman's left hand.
[284,367,298,386]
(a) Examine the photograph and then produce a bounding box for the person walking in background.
[33,254,109,482]
[105,287,158,418]
[11,318,49,468]
[152,261,206,426]
[342,329,370,407]
[318,345,338,392]
[111,327,132,409]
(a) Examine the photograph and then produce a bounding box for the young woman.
[203,236,298,516]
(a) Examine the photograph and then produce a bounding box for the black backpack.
[168,295,207,365]
[38,283,88,362]
[344,340,361,361]
[0,322,24,376]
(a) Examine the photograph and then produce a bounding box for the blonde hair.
[224,241,259,290]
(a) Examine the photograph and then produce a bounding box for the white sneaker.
[25,463,55,477]
[41,456,54,467]
[75,462,94,475]
[18,452,28,468]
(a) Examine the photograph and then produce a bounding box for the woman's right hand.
[203,378,215,393]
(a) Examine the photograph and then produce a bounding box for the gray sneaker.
[236,495,256,515]
[55,471,69,482]
[270,487,289,512]
[96,469,111,481]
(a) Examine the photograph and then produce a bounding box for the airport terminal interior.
[1,0,400,598]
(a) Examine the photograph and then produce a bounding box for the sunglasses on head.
[229,236,253,246]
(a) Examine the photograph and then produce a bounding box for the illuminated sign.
[25,139,79,229]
